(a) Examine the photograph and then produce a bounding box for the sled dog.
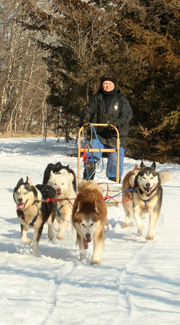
[122,164,140,228]
[72,180,107,265]
[43,161,76,192]
[13,177,57,253]
[122,162,172,240]
[47,170,76,239]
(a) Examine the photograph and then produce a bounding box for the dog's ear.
[16,178,24,187]
[68,172,74,183]
[133,164,139,172]
[26,177,34,186]
[94,201,100,214]
[151,162,156,170]
[76,202,82,213]
[50,170,54,178]
[61,169,74,182]
[129,175,136,187]
[140,162,146,169]
[61,169,74,183]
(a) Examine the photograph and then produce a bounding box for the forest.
[0,0,180,163]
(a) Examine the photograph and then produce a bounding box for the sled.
[78,123,120,182]
[77,123,121,207]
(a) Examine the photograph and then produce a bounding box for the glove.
[82,121,91,131]
[108,123,116,130]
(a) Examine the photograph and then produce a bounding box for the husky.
[122,162,172,240]
[13,177,57,254]
[122,164,140,228]
[43,162,76,192]
[72,180,107,265]
[47,170,76,240]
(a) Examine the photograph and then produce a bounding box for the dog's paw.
[53,219,60,232]
[57,234,63,240]
[80,250,86,261]
[137,223,144,231]
[48,226,54,240]
[48,233,54,241]
[137,229,143,236]
[146,235,154,240]
[123,222,131,228]
[91,260,101,265]
[23,238,32,245]
[33,242,39,254]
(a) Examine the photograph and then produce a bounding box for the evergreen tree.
[115,0,180,161]
[21,0,180,161]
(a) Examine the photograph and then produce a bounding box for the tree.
[0,0,49,135]
[21,0,125,135]
[114,0,180,161]
[2,0,180,162]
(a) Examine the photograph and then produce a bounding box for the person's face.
[102,80,115,92]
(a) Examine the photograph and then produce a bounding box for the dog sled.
[77,123,122,207]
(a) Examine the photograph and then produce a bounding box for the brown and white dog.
[72,180,107,265]
[122,164,140,228]
[122,162,172,240]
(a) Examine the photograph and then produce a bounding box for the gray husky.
[123,162,172,240]
[13,177,57,253]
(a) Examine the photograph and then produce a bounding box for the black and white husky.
[43,162,76,192]
[123,162,172,240]
[13,177,57,253]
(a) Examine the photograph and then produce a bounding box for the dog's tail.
[78,180,89,192]
[159,171,172,184]
[78,180,104,197]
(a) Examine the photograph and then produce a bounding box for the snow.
[0,137,180,325]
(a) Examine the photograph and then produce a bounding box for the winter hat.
[100,73,117,87]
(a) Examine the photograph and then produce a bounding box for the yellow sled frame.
[78,123,120,183]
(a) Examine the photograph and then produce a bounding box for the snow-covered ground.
[0,137,179,325]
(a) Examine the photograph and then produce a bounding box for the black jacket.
[80,89,133,147]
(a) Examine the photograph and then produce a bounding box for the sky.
[0,136,180,325]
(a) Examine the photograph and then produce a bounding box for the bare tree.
[0,0,49,135]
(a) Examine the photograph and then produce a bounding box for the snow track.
[0,138,179,325]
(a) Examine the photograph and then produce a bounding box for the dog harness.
[57,205,64,217]
[29,203,40,226]
[122,187,156,204]
[29,213,38,226]
[143,193,156,204]
[135,188,157,204]
[56,201,73,223]
[20,210,38,227]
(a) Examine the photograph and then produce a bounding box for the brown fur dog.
[72,180,107,265]
[122,164,140,228]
